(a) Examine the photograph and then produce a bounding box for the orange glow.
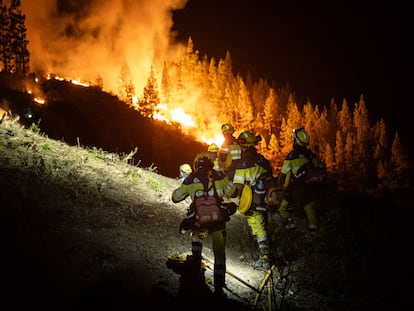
[34,97,46,105]
[21,1,228,149]
[71,79,90,87]
[201,134,225,147]
[170,107,195,127]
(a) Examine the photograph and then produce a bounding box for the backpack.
[250,153,276,210]
[251,173,272,209]
[297,152,327,186]
[303,163,327,185]
[193,181,223,229]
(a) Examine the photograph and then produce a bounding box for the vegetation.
[0,1,412,196]
[1,116,412,310]
[0,2,412,309]
[0,0,30,75]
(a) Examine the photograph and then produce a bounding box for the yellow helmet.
[237,130,261,147]
[208,143,220,153]
[293,127,310,147]
[221,123,235,134]
[193,152,214,171]
[179,163,192,176]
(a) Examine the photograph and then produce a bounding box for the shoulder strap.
[208,175,222,203]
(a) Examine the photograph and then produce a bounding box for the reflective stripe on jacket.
[233,147,270,186]
[172,170,237,203]
[280,147,323,189]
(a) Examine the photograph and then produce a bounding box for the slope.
[1,98,413,310]
[0,118,269,309]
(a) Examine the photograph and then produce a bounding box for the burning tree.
[138,66,160,119]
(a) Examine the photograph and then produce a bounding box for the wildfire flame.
[21,1,227,150]
[28,75,225,147]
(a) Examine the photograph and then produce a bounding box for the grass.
[0,117,412,310]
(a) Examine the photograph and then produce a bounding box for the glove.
[179,216,195,234]
[265,187,284,207]
[223,202,237,216]
[193,230,209,239]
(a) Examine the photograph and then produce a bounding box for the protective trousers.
[246,211,269,258]
[279,198,317,228]
[191,229,227,290]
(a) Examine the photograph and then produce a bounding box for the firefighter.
[178,163,192,183]
[233,130,275,270]
[218,123,242,180]
[277,127,324,231]
[207,143,221,171]
[172,152,238,299]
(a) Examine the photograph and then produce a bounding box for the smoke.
[21,0,188,94]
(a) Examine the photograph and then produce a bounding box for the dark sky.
[172,0,408,153]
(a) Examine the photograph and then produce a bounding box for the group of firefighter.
[171,123,325,300]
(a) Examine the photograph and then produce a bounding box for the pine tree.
[236,76,254,130]
[324,142,335,172]
[353,95,370,178]
[327,98,339,146]
[372,118,388,162]
[338,98,352,141]
[117,60,135,106]
[263,88,277,138]
[390,132,411,189]
[8,0,29,75]
[344,132,354,178]
[0,1,12,72]
[138,66,160,118]
[335,130,345,176]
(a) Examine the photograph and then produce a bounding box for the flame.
[34,97,46,105]
[21,1,228,150]
[33,74,225,149]
[201,134,225,147]
[71,79,90,87]
[170,107,195,127]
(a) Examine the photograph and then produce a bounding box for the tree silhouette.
[118,60,135,106]
[0,2,12,72]
[390,132,411,189]
[8,0,29,75]
[138,66,160,118]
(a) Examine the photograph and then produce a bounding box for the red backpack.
[193,180,223,228]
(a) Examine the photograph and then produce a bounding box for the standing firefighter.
[207,143,221,171]
[278,127,326,231]
[218,123,242,180]
[172,152,238,299]
[233,130,277,270]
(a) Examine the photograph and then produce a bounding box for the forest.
[1,0,412,196]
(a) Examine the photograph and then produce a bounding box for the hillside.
[0,73,207,178]
[1,73,413,310]
[1,113,413,310]
[0,118,276,309]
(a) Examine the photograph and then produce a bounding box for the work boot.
[308,223,319,232]
[185,255,203,275]
[213,286,227,300]
[285,217,296,230]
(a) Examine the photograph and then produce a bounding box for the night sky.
[172,0,407,153]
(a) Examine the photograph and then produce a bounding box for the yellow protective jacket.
[233,147,272,187]
[218,135,242,173]
[233,147,273,213]
[279,145,323,190]
[172,169,238,204]
[233,147,272,240]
